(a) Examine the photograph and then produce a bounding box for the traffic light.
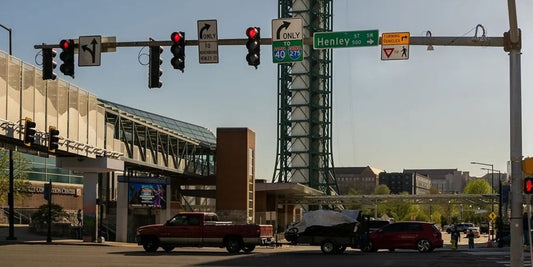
[170,32,185,72]
[148,45,163,88]
[42,48,57,80]
[245,27,260,68]
[23,117,36,146]
[59,39,75,78]
[525,177,533,194]
[48,126,59,152]
[44,183,51,201]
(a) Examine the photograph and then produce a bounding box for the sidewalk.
[0,224,137,247]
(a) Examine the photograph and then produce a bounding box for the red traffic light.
[171,32,183,43]
[246,27,259,39]
[59,39,71,50]
[525,177,533,194]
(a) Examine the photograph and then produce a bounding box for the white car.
[466,227,480,238]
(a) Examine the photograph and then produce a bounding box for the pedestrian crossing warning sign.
[381,45,409,60]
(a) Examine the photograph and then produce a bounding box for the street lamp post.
[471,161,495,240]
[0,23,15,241]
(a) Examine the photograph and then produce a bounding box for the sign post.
[272,18,303,63]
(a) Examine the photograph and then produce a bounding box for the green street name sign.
[313,30,379,49]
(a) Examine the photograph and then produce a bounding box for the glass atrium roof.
[98,99,216,147]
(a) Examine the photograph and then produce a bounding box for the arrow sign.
[199,24,211,39]
[271,18,303,42]
[197,20,218,64]
[276,21,291,40]
[271,18,303,64]
[82,38,97,63]
[78,35,101,66]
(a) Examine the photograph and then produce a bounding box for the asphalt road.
[0,225,529,267]
[0,243,521,267]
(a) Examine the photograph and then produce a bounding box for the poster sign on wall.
[128,182,167,208]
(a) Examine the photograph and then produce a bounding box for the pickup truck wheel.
[142,238,159,252]
[225,237,243,253]
[243,245,256,253]
[320,240,336,254]
[162,245,174,252]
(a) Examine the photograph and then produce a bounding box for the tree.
[463,179,492,194]
[0,148,31,204]
[463,179,492,223]
[374,184,391,195]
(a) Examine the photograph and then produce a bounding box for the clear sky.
[1,1,532,181]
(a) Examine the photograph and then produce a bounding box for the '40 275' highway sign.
[272,18,304,63]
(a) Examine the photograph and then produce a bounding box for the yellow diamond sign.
[488,212,497,221]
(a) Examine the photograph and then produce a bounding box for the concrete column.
[82,173,98,242]
[116,181,128,242]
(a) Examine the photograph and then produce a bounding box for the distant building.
[403,169,471,193]
[379,172,431,195]
[334,166,383,195]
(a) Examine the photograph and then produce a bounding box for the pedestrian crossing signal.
[525,177,533,194]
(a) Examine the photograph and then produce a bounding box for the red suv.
[363,222,443,252]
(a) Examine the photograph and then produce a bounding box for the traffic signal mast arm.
[34,36,506,50]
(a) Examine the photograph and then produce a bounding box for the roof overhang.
[255,182,325,197]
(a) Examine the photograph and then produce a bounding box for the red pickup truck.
[136,212,274,253]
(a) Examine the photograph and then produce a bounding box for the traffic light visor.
[60,39,70,50]
[246,27,258,39]
[171,32,182,43]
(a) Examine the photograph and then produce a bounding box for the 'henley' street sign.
[313,30,379,49]
[272,18,304,63]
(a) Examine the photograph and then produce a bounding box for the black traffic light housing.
[148,45,163,88]
[525,177,533,194]
[42,48,57,80]
[59,39,75,78]
[48,126,60,152]
[170,32,185,72]
[23,117,36,146]
[245,27,260,68]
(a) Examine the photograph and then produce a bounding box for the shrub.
[31,204,68,224]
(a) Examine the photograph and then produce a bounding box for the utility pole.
[506,0,523,266]
[1,23,16,241]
